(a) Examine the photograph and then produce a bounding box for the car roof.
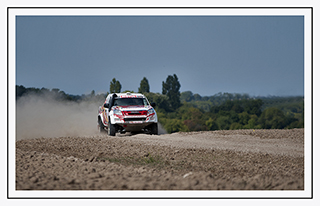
[108,92,145,99]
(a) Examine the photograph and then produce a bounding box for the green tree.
[216,116,231,130]
[184,120,206,131]
[144,92,170,112]
[123,90,134,93]
[239,112,250,125]
[230,122,242,130]
[245,114,258,129]
[110,78,122,93]
[162,74,181,111]
[138,77,150,93]
[231,102,244,113]
[206,118,219,131]
[193,101,213,112]
[16,85,26,99]
[90,90,95,98]
[161,118,188,133]
[258,107,286,129]
[180,91,194,102]
[244,99,263,116]
[51,88,60,93]
[193,93,202,101]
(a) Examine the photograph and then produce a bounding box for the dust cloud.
[16,94,100,140]
[157,123,167,135]
[16,94,167,140]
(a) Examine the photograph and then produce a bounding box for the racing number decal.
[103,108,108,125]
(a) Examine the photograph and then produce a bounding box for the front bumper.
[111,114,157,132]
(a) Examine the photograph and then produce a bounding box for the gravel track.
[16,128,304,191]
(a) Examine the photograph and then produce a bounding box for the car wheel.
[98,118,106,133]
[108,121,116,136]
[150,123,158,135]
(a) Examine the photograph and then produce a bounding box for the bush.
[230,122,243,130]
[258,107,286,129]
[161,118,188,133]
[206,118,219,131]
[216,116,231,130]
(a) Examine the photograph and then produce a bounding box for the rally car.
[98,92,158,136]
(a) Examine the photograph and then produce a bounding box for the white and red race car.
[98,92,158,136]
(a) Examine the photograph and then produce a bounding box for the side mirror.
[104,103,109,108]
[151,102,156,108]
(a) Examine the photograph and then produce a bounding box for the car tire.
[108,120,116,136]
[150,123,158,135]
[98,118,106,133]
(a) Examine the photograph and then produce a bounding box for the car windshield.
[113,98,148,106]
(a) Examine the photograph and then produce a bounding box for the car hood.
[112,105,152,111]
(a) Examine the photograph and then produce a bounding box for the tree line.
[154,97,303,133]
[16,74,304,133]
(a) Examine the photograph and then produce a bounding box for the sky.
[16,15,304,97]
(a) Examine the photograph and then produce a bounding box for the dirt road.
[16,128,304,191]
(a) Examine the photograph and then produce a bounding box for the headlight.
[147,108,155,115]
[113,109,122,116]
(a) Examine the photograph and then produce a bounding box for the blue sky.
[16,15,304,97]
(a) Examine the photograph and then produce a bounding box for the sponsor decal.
[117,105,148,109]
[103,109,108,125]
[119,95,138,98]
[129,121,143,124]
[147,112,155,118]
[114,114,124,121]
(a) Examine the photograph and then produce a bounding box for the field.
[16,128,304,191]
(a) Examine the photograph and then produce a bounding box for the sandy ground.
[15,128,304,191]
